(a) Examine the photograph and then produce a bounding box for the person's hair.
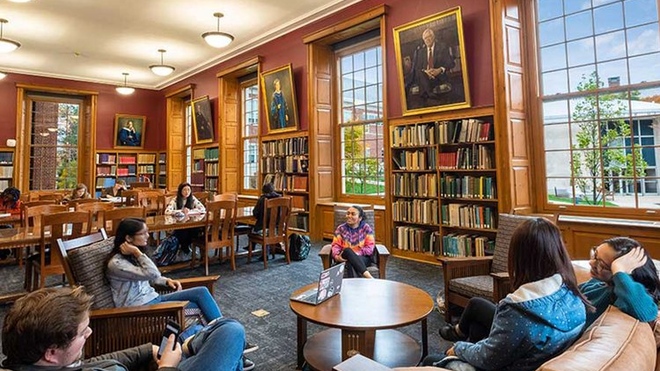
[70,183,89,199]
[1,187,20,208]
[273,78,280,86]
[604,237,660,303]
[113,217,146,250]
[2,287,92,366]
[262,182,275,194]
[508,218,592,309]
[115,179,126,187]
[176,182,195,209]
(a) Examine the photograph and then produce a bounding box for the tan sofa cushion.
[538,306,656,371]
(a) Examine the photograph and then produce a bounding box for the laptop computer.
[290,263,345,305]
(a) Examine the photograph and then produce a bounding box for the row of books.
[193,148,206,160]
[137,165,155,174]
[0,165,13,178]
[118,155,137,164]
[96,153,117,164]
[394,227,440,255]
[440,175,496,199]
[0,152,13,164]
[97,165,116,176]
[438,118,493,144]
[392,199,439,225]
[391,123,437,147]
[205,162,219,176]
[205,178,218,191]
[159,153,166,164]
[262,155,309,173]
[392,149,437,171]
[137,154,156,164]
[117,166,136,176]
[289,213,309,232]
[291,194,309,210]
[441,203,497,229]
[437,145,494,170]
[263,173,308,192]
[392,173,438,198]
[441,234,494,257]
[204,148,219,161]
[262,137,308,156]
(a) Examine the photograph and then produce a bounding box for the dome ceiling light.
[202,12,234,48]
[0,19,21,53]
[115,72,135,95]
[149,49,175,76]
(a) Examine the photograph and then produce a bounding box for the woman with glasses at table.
[580,237,660,327]
[164,182,206,255]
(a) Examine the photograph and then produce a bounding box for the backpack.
[153,234,180,266]
[288,233,310,261]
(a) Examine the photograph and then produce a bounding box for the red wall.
[0,73,164,151]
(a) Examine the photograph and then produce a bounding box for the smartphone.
[157,320,181,359]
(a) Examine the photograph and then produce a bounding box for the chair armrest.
[438,256,493,280]
[319,244,332,270]
[374,244,389,279]
[491,272,511,301]
[153,275,220,295]
[87,301,188,357]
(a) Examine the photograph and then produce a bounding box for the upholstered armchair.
[318,205,389,279]
[57,230,218,357]
[438,213,537,321]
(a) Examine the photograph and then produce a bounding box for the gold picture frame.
[114,114,146,149]
[393,7,471,115]
[192,95,215,144]
[260,64,299,134]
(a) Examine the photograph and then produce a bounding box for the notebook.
[290,263,345,305]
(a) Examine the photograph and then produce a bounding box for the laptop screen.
[315,263,345,303]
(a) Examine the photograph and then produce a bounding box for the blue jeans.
[181,318,245,371]
[149,286,222,321]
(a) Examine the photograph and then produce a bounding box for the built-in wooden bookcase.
[261,134,310,234]
[190,144,219,193]
[0,149,14,190]
[94,151,157,197]
[157,152,167,189]
[388,108,498,263]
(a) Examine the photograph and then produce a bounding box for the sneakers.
[243,357,255,371]
[439,324,466,342]
[244,342,259,354]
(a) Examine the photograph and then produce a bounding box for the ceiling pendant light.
[149,49,175,76]
[115,72,135,95]
[202,12,234,48]
[0,19,21,53]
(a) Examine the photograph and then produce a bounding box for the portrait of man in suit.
[192,96,214,143]
[114,115,145,148]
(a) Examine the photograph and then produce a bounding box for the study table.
[290,279,434,371]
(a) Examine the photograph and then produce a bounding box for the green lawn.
[548,195,619,207]
[344,182,385,195]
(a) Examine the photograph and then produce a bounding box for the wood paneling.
[166,96,186,189]
[218,77,239,193]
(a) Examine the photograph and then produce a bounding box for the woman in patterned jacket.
[331,205,375,278]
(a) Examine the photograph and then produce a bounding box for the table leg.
[296,315,307,369]
[421,318,428,358]
[341,329,375,361]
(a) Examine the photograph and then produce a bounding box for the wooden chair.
[214,192,252,251]
[318,205,390,279]
[247,196,292,268]
[67,198,99,209]
[193,191,211,206]
[57,229,219,357]
[38,193,64,204]
[129,181,152,189]
[140,189,165,216]
[76,201,115,231]
[28,210,92,290]
[438,213,537,321]
[103,206,146,236]
[194,200,237,274]
[122,189,142,207]
[20,200,56,226]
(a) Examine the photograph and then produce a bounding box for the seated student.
[331,205,375,278]
[64,183,92,203]
[105,217,257,369]
[164,182,206,253]
[102,179,126,198]
[251,182,281,234]
[0,187,22,216]
[1,286,246,371]
[426,218,590,371]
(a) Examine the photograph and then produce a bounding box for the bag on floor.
[289,233,310,261]
[153,235,180,266]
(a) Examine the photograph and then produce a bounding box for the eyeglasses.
[589,246,611,271]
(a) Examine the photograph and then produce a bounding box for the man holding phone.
[1,287,246,371]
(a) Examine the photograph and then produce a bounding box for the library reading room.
[0,0,659,370]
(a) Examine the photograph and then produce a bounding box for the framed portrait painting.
[260,64,299,134]
[192,96,215,144]
[393,7,471,116]
[114,114,146,149]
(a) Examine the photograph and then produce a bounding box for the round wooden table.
[290,278,434,371]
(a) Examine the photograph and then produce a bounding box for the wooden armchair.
[438,213,537,321]
[194,200,237,273]
[57,229,219,357]
[247,196,291,268]
[103,206,146,236]
[319,205,390,279]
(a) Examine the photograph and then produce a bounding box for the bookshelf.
[94,151,157,196]
[261,135,309,234]
[389,111,498,263]
[157,152,167,189]
[0,149,14,190]
[190,147,206,191]
[204,147,219,193]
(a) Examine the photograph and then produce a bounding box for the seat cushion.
[537,306,656,371]
[68,237,116,310]
[448,275,493,301]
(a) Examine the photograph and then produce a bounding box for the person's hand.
[334,254,346,263]
[181,207,190,215]
[166,278,183,291]
[157,334,181,368]
[120,242,142,258]
[611,246,647,275]
[446,346,455,356]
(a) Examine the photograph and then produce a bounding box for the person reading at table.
[423,218,590,371]
[164,182,206,254]
[63,183,92,203]
[105,218,257,369]
[1,286,247,371]
[331,205,375,279]
[252,182,281,234]
[102,179,126,198]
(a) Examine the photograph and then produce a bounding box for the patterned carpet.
[0,239,450,370]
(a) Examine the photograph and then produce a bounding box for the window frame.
[239,77,260,195]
